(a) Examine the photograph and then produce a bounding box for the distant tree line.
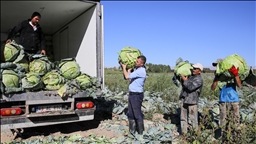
[105,64,256,74]
[145,63,171,73]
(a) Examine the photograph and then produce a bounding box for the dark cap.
[31,12,41,19]
[212,58,223,67]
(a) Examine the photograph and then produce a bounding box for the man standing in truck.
[6,12,46,55]
[120,55,147,135]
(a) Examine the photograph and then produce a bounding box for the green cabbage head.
[1,43,20,62]
[2,70,20,88]
[59,59,80,79]
[174,58,193,76]
[29,59,51,76]
[216,54,249,81]
[21,72,43,91]
[75,73,92,89]
[118,46,142,69]
[42,71,65,90]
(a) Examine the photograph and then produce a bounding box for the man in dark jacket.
[6,12,46,55]
[179,63,203,135]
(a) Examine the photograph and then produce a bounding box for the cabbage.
[118,46,142,69]
[1,42,20,62]
[21,72,44,91]
[216,54,249,81]
[174,58,193,76]
[75,73,92,89]
[13,49,29,72]
[42,70,65,90]
[29,58,51,76]
[59,59,80,79]
[2,70,20,88]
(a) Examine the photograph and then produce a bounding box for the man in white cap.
[179,63,204,135]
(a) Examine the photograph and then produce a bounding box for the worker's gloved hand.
[229,66,239,77]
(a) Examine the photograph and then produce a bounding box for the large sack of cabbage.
[21,72,44,91]
[59,58,80,79]
[29,54,52,76]
[42,70,65,90]
[118,46,142,69]
[216,54,249,81]
[0,40,24,62]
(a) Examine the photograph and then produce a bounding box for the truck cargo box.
[0,0,104,130]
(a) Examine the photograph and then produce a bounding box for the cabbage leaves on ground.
[118,46,142,70]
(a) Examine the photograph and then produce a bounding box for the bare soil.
[1,120,113,143]
[1,113,172,143]
[1,110,114,143]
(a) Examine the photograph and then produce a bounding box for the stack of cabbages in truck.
[0,40,101,97]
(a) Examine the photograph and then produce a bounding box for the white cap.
[192,63,203,71]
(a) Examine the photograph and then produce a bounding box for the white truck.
[0,0,104,131]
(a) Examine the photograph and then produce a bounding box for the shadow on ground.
[12,98,116,140]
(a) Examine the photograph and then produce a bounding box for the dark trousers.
[128,93,144,122]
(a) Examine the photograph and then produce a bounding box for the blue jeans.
[128,93,144,122]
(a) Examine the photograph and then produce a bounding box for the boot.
[129,120,136,135]
[137,121,144,135]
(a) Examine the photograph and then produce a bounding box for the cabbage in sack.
[59,58,80,79]
[118,46,142,69]
[216,54,249,81]
[75,73,92,89]
[21,72,44,91]
[0,40,22,62]
[42,70,65,90]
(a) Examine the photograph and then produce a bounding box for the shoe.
[129,120,136,134]
[137,121,144,135]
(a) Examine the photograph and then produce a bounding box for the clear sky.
[101,1,255,68]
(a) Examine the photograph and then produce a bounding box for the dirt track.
[1,112,115,143]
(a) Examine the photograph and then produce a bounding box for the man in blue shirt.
[211,59,242,141]
[120,55,147,135]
